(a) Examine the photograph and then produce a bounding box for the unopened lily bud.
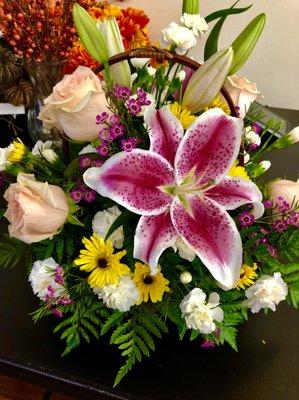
[73,4,109,63]
[268,126,299,151]
[182,47,233,113]
[249,160,271,178]
[180,271,193,284]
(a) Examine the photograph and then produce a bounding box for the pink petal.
[83,150,175,215]
[205,177,264,218]
[170,194,242,289]
[145,106,183,166]
[175,108,243,186]
[134,213,178,274]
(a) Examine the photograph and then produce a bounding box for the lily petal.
[205,177,264,218]
[134,213,178,274]
[145,106,184,166]
[170,194,242,289]
[175,108,243,186]
[83,149,175,215]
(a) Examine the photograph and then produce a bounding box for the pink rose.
[268,179,299,206]
[4,173,69,244]
[225,75,262,118]
[39,66,110,141]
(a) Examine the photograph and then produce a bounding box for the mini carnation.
[92,206,124,249]
[180,288,223,334]
[243,273,288,313]
[126,91,155,117]
[238,211,255,227]
[96,112,109,125]
[109,123,126,139]
[97,142,110,157]
[272,219,288,232]
[79,156,92,170]
[93,275,139,312]
[70,189,83,203]
[173,237,196,262]
[83,189,97,203]
[180,13,209,36]
[162,22,197,55]
[126,98,142,116]
[29,258,67,302]
[114,85,132,100]
[287,212,299,227]
[99,127,111,141]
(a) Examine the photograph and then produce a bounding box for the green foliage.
[277,228,299,263]
[0,234,32,269]
[205,2,252,23]
[107,306,168,386]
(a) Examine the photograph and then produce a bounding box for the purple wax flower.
[52,309,63,318]
[287,212,299,227]
[99,127,111,141]
[272,219,288,232]
[126,98,142,116]
[276,198,290,213]
[91,159,103,168]
[110,123,126,139]
[109,115,121,124]
[238,211,255,227]
[120,138,138,152]
[252,122,263,135]
[263,200,273,209]
[54,266,64,285]
[267,245,278,258]
[84,190,97,203]
[137,88,152,106]
[79,156,92,170]
[58,297,73,306]
[96,112,109,125]
[70,189,83,203]
[115,85,132,99]
[201,340,215,349]
[97,142,110,157]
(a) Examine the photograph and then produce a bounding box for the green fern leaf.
[113,355,136,387]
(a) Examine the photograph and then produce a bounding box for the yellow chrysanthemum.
[129,29,151,49]
[229,161,250,180]
[88,3,122,21]
[133,262,170,305]
[169,102,197,129]
[204,95,231,115]
[237,263,258,290]
[8,139,26,163]
[74,233,129,288]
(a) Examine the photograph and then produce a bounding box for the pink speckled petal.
[205,177,264,218]
[175,108,243,186]
[134,213,178,274]
[83,149,175,216]
[170,194,242,289]
[145,106,184,166]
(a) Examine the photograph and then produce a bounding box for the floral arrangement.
[0,0,299,387]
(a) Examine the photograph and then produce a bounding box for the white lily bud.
[180,271,193,284]
[182,47,233,113]
[97,18,131,87]
[250,160,271,178]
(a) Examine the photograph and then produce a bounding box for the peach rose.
[4,173,69,243]
[225,75,262,118]
[39,66,110,141]
[268,179,299,206]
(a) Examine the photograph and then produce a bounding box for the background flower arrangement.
[0,0,299,388]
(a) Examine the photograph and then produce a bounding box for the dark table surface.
[0,143,298,400]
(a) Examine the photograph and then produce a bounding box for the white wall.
[121,0,299,110]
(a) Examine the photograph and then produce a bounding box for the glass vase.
[25,60,67,143]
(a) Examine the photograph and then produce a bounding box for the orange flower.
[66,42,100,74]
[117,7,150,49]
[88,1,122,20]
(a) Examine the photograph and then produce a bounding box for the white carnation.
[162,22,197,55]
[244,127,261,146]
[0,144,14,171]
[173,237,196,262]
[131,58,150,69]
[79,144,97,155]
[32,140,58,163]
[180,288,223,334]
[180,13,209,36]
[92,206,124,249]
[243,272,288,313]
[94,275,139,312]
[29,257,65,301]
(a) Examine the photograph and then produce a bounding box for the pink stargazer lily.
[84,107,264,289]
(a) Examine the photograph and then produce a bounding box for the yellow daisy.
[8,139,26,163]
[229,161,250,180]
[74,233,129,288]
[204,94,231,115]
[169,102,197,129]
[133,262,170,305]
[237,263,258,290]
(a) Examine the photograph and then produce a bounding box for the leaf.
[101,311,123,335]
[105,210,137,241]
[113,355,136,387]
[81,318,100,340]
[204,17,227,61]
[0,235,29,269]
[67,214,85,227]
[220,326,238,351]
[205,3,252,23]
